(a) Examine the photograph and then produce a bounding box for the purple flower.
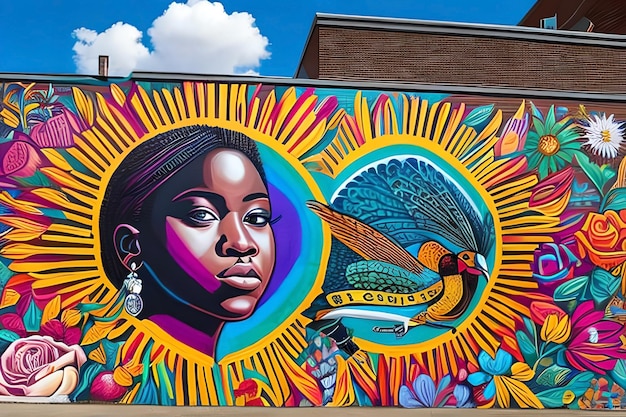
[399,374,469,408]
[565,300,626,374]
[533,243,581,282]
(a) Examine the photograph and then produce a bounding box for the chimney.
[98,56,109,77]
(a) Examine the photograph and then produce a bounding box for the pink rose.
[0,335,86,397]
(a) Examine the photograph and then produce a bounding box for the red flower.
[40,319,81,346]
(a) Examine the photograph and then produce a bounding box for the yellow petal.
[0,289,20,309]
[540,314,558,342]
[553,317,572,344]
[494,375,511,408]
[82,321,118,345]
[114,366,134,387]
[88,343,107,365]
[72,87,94,126]
[41,295,61,325]
[511,362,535,382]
[563,390,576,405]
[110,84,127,107]
[61,309,83,327]
[499,131,520,155]
[502,376,544,409]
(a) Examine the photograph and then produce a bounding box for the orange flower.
[574,210,626,269]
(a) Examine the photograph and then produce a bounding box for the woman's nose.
[217,212,258,257]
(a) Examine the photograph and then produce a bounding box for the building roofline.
[310,12,626,46]
[293,14,320,78]
[2,70,625,103]
[293,12,626,82]
[517,0,545,26]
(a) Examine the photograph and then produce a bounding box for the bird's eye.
[462,253,470,260]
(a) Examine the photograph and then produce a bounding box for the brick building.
[295,0,626,94]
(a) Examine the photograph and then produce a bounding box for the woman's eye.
[187,208,217,225]
[244,209,270,226]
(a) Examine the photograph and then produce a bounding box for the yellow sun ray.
[0,81,570,405]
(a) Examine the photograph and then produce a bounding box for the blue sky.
[0,0,537,77]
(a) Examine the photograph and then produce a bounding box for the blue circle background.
[216,143,325,359]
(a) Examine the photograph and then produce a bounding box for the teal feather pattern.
[334,158,494,255]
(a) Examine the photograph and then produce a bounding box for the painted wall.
[0,79,625,409]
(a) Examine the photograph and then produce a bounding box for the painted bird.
[304,157,494,337]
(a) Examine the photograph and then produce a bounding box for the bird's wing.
[333,158,493,254]
[333,165,426,248]
[307,201,425,274]
[387,158,491,253]
[346,260,441,293]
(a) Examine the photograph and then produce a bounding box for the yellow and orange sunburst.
[302,92,565,402]
[0,82,566,407]
[0,81,342,406]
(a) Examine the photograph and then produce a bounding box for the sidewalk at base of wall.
[0,404,622,417]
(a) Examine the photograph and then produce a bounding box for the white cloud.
[72,24,150,76]
[72,1,270,76]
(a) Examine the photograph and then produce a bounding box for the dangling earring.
[123,261,143,317]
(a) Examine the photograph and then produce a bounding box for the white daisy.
[582,114,626,159]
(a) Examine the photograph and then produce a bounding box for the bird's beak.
[476,253,490,281]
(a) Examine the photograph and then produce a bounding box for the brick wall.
[317,27,626,92]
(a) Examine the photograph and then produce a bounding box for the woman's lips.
[218,264,262,290]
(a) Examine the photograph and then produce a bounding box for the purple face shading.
[162,148,276,319]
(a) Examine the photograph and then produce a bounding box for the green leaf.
[589,267,621,309]
[14,171,53,188]
[575,154,613,196]
[0,329,20,353]
[75,302,109,313]
[70,362,105,402]
[101,339,124,370]
[609,359,626,388]
[0,261,14,292]
[523,317,537,340]
[536,372,594,408]
[23,299,42,332]
[516,330,538,365]
[554,275,589,303]
[600,187,626,212]
[155,361,175,405]
[536,365,572,387]
[463,104,494,127]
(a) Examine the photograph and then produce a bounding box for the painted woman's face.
[147,148,275,320]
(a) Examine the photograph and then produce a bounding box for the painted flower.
[29,110,79,149]
[90,370,128,402]
[495,100,529,156]
[0,135,42,178]
[530,301,567,324]
[529,167,575,218]
[467,349,542,408]
[533,243,581,282]
[581,113,625,160]
[0,335,86,397]
[574,209,626,269]
[540,313,571,344]
[564,300,626,374]
[523,104,583,179]
[399,374,473,408]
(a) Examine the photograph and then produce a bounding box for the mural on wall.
[0,79,625,408]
